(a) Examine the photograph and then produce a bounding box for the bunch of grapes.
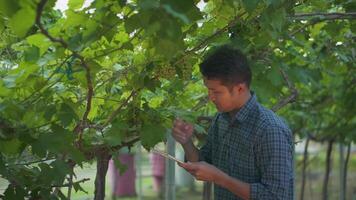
[154,57,193,80]
[155,65,176,79]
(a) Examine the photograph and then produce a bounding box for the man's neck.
[228,91,252,118]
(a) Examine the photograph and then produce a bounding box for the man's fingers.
[184,125,190,131]
[172,128,186,139]
[180,162,198,171]
[188,171,197,177]
[176,135,188,143]
[178,162,189,169]
[174,118,183,126]
[172,126,185,135]
[184,168,197,176]
[174,119,192,131]
[172,127,189,141]
[179,163,202,179]
[177,162,184,168]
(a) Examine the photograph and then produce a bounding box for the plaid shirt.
[199,93,294,200]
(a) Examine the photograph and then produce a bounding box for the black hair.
[199,45,252,88]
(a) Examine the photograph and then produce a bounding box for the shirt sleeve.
[198,114,220,164]
[250,125,294,200]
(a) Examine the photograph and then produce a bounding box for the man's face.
[203,78,241,112]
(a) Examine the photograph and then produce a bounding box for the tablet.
[152,149,184,165]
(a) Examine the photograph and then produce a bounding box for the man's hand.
[172,119,194,145]
[179,161,251,200]
[178,161,227,184]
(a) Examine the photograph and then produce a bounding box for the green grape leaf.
[73,182,87,193]
[0,139,22,155]
[58,103,79,127]
[24,46,40,63]
[194,124,206,134]
[104,121,128,147]
[3,185,26,200]
[268,8,286,32]
[68,0,85,10]
[68,33,83,51]
[0,81,11,97]
[266,67,283,87]
[8,8,36,37]
[32,125,76,157]
[50,159,72,181]
[0,19,4,31]
[125,12,150,33]
[242,0,260,13]
[138,0,159,10]
[162,4,189,24]
[144,76,160,92]
[112,153,128,175]
[64,10,87,28]
[0,156,5,172]
[161,0,202,23]
[141,124,166,150]
[26,34,51,56]
[0,0,20,17]
[344,1,356,12]
[155,39,184,59]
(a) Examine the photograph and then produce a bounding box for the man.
[172,45,294,200]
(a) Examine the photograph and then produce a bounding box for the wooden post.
[165,130,176,200]
[202,182,212,200]
[136,142,143,200]
[339,143,345,200]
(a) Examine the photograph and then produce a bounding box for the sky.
[54,0,68,11]
[54,0,93,11]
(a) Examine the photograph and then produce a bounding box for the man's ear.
[233,83,244,94]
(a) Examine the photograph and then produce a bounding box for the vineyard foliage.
[0,0,355,199]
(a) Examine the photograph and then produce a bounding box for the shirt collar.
[235,92,257,123]
[221,92,258,124]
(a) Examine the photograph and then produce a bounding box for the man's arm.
[179,126,293,200]
[179,161,250,200]
[172,114,220,163]
[181,140,200,162]
[249,126,294,200]
[171,119,200,162]
[218,173,250,200]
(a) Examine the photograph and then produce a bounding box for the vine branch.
[92,28,143,59]
[20,55,72,104]
[292,12,356,20]
[102,90,138,128]
[185,12,247,55]
[13,158,55,166]
[36,0,93,124]
[272,68,298,112]
[51,178,90,188]
[67,173,74,198]
[36,0,68,48]
[170,11,247,75]
[113,135,141,151]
